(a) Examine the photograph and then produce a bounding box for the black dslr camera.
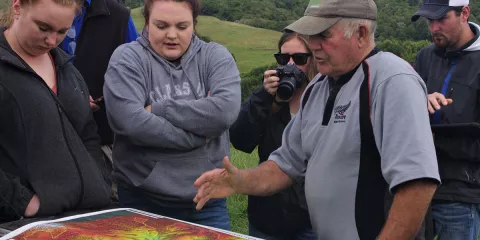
[275,63,308,101]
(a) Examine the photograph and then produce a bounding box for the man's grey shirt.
[270,51,440,239]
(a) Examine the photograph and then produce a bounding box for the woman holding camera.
[229,31,318,239]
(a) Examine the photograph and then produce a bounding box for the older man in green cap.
[193,0,441,239]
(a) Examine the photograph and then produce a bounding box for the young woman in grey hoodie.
[103,0,240,230]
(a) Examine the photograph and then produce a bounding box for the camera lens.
[277,77,296,100]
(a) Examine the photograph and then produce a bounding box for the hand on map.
[193,156,241,210]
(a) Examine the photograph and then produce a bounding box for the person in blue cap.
[412,0,480,239]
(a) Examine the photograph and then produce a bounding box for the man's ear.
[357,25,369,48]
[461,6,470,22]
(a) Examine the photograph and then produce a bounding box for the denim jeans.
[118,185,231,231]
[432,201,480,240]
[248,223,316,240]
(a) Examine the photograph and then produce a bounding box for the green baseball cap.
[285,0,377,36]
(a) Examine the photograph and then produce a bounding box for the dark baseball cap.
[285,0,377,36]
[411,0,469,22]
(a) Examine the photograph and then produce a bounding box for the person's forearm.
[150,55,241,138]
[237,160,293,196]
[378,179,437,240]
[107,104,205,150]
[104,62,206,150]
[151,96,240,138]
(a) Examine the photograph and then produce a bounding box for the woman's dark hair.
[277,31,318,81]
[143,0,200,26]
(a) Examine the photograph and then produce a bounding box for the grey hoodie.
[466,22,480,51]
[103,32,240,206]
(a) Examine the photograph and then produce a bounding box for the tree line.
[196,0,478,101]
[120,0,478,99]
[2,0,466,102]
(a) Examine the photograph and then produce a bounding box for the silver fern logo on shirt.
[333,101,351,123]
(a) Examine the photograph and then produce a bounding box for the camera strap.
[273,96,289,107]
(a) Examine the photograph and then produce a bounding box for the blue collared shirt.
[61,0,138,56]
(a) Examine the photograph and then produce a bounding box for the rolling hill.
[131,7,281,74]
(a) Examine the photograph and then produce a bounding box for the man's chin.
[433,40,448,49]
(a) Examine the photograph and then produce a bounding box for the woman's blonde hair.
[277,31,318,81]
[0,0,83,27]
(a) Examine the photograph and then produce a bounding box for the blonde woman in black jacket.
[0,0,111,230]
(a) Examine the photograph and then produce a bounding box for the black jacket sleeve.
[229,85,274,153]
[0,85,34,220]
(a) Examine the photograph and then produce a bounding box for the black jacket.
[73,0,130,145]
[414,22,480,203]
[0,28,111,223]
[230,86,312,237]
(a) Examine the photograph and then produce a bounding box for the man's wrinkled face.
[308,22,358,78]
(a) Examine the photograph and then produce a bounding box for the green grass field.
[130,7,144,33]
[195,16,281,74]
[131,8,280,74]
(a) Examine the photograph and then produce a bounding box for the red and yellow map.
[4,209,248,240]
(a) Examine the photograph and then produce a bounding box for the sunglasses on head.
[274,52,312,66]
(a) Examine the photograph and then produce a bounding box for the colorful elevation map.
[8,209,243,240]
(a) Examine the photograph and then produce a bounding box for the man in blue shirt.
[60,0,138,201]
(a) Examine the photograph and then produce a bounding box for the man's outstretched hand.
[194,156,242,210]
[427,92,453,114]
